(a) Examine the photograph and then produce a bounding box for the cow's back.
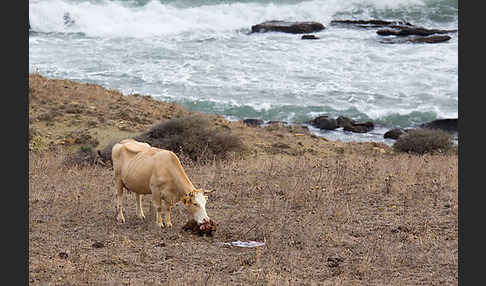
[112,139,153,194]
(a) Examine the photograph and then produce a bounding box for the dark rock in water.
[384,128,409,139]
[343,121,374,133]
[308,116,338,130]
[63,12,76,27]
[420,118,457,133]
[251,20,325,34]
[331,19,413,28]
[309,115,374,133]
[336,116,354,129]
[243,119,264,127]
[377,25,457,37]
[301,34,319,40]
[267,120,288,125]
[408,35,451,43]
[335,116,374,133]
[380,35,451,44]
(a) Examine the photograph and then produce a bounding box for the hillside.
[28,74,458,285]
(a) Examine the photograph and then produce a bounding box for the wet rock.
[251,20,325,34]
[336,116,354,129]
[267,120,288,125]
[377,25,457,37]
[420,118,457,133]
[384,128,409,139]
[336,116,374,133]
[343,121,374,133]
[331,19,413,28]
[63,12,75,27]
[380,35,451,44]
[301,34,320,40]
[243,119,264,127]
[409,35,451,43]
[310,115,374,133]
[308,116,338,130]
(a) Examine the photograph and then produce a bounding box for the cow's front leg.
[163,202,173,228]
[136,193,145,219]
[152,193,165,228]
[115,178,125,223]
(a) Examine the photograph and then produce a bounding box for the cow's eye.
[192,203,198,207]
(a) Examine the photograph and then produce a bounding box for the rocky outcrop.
[377,25,457,37]
[330,19,413,28]
[420,118,457,133]
[380,35,451,44]
[384,128,409,139]
[336,116,374,133]
[243,119,264,127]
[308,115,374,133]
[63,12,76,27]
[267,120,288,125]
[342,121,374,133]
[251,20,325,34]
[308,116,338,130]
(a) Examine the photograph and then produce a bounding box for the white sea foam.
[29,0,458,138]
[29,0,440,37]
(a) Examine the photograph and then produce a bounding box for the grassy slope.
[28,74,458,285]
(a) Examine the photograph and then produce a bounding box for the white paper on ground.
[218,240,265,248]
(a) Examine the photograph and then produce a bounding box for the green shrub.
[392,128,453,154]
[135,115,244,162]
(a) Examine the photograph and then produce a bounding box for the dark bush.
[392,128,453,154]
[63,146,106,167]
[135,115,244,162]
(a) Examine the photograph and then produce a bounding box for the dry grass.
[29,147,457,285]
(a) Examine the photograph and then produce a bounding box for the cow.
[111,138,212,228]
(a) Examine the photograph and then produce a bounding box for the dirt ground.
[28,74,458,285]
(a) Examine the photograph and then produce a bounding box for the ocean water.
[28,0,458,143]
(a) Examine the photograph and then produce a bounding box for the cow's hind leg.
[115,178,125,223]
[136,193,145,219]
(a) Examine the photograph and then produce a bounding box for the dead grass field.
[29,148,457,285]
[28,74,458,285]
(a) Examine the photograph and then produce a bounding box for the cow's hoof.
[117,215,126,223]
[138,214,146,220]
[165,222,173,228]
[157,222,165,228]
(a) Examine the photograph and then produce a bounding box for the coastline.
[29,73,400,157]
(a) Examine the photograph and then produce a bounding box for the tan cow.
[111,138,211,228]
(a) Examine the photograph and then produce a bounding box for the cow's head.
[182,189,212,225]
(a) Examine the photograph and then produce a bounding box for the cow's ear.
[203,189,213,194]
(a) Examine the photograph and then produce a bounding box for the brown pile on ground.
[182,219,217,237]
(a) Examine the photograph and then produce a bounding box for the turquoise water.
[29,0,458,143]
